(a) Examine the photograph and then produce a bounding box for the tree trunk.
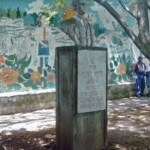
[137,0,150,42]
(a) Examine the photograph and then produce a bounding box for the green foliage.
[6,54,16,60]
[52,0,67,11]
[23,73,31,79]
[5,60,13,66]
[93,23,106,38]
[17,55,31,74]
[38,66,43,74]
[0,7,24,19]
[44,69,47,77]
[47,65,51,72]
[50,14,60,27]
[112,36,123,46]
[23,80,33,88]
[28,69,33,73]
[18,76,25,83]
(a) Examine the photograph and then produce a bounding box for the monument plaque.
[77,50,106,113]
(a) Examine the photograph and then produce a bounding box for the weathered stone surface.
[0,92,55,115]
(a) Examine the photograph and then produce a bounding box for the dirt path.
[108,105,150,149]
[0,106,150,150]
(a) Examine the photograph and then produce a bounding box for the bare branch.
[118,0,137,19]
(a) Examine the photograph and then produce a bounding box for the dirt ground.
[0,106,150,150]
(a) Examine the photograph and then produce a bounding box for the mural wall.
[0,0,147,93]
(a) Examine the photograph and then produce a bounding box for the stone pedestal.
[56,46,107,150]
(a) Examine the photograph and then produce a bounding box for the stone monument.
[56,0,107,150]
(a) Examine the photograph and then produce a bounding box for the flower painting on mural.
[0,67,19,85]
[117,64,126,76]
[109,53,134,84]
[0,55,4,65]
[63,7,75,20]
[31,71,41,83]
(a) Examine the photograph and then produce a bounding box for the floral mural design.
[62,7,75,20]
[108,52,134,84]
[116,64,126,76]
[47,72,55,82]
[0,67,19,85]
[30,71,41,83]
[0,55,4,65]
[0,0,142,93]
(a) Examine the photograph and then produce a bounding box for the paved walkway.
[0,97,150,133]
[108,97,150,112]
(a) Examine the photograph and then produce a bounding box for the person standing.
[134,56,146,97]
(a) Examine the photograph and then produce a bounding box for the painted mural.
[0,0,145,93]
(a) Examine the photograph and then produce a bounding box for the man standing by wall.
[134,56,146,97]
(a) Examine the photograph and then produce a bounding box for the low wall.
[108,83,135,100]
[0,90,56,115]
[0,84,135,115]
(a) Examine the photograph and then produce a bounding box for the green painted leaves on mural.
[47,66,51,72]
[5,60,13,66]
[118,76,122,82]
[53,0,66,10]
[110,62,113,69]
[18,55,32,74]
[8,83,22,91]
[38,66,43,74]
[12,83,22,91]
[5,54,17,68]
[32,84,38,90]
[18,76,26,83]
[50,14,60,27]
[123,53,126,63]
[18,55,27,64]
[112,36,123,46]
[23,73,31,79]
[44,69,47,77]
[110,69,115,72]
[28,69,33,73]
[122,74,127,81]
[111,73,117,80]
[23,80,33,87]
[6,54,16,61]
[111,56,115,60]
[114,60,118,66]
[18,55,31,68]
[0,65,5,69]
[30,37,36,42]
[41,77,47,89]
[93,23,106,38]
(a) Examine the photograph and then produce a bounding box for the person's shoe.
[135,94,141,98]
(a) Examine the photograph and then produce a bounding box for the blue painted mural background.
[0,0,147,93]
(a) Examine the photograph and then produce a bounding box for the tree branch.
[94,0,141,49]
[137,0,150,42]
[148,4,150,10]
[118,0,137,19]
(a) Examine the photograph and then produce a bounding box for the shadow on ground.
[0,106,150,150]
